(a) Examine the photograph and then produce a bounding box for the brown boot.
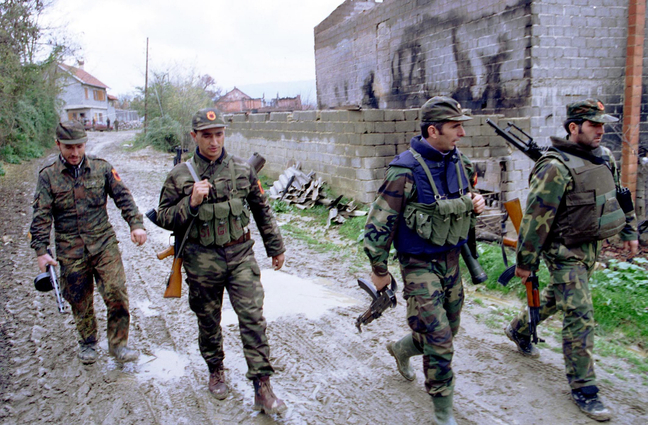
[208,368,229,400]
[253,376,287,414]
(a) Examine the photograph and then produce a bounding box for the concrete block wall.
[314,0,647,151]
[224,110,531,205]
[529,0,629,148]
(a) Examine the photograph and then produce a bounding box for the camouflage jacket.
[516,138,638,272]
[364,141,477,276]
[30,155,144,259]
[157,148,285,258]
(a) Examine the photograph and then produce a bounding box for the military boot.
[208,367,229,400]
[432,393,457,425]
[505,324,540,358]
[253,376,287,415]
[109,345,139,362]
[571,386,611,422]
[386,333,422,381]
[78,341,98,364]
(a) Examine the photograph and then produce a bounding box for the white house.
[57,61,110,126]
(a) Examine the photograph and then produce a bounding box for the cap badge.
[206,111,216,121]
[597,101,604,111]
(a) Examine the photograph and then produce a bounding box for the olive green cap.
[192,108,227,131]
[420,96,472,122]
[56,121,88,144]
[566,98,618,123]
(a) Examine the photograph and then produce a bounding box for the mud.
[0,130,646,424]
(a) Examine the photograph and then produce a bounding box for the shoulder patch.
[111,169,121,181]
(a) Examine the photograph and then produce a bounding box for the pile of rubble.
[268,163,367,226]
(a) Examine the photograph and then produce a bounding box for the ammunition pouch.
[403,194,474,246]
[191,199,250,247]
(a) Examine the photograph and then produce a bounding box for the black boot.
[571,386,611,422]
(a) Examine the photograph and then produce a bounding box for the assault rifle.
[355,275,397,332]
[147,152,267,298]
[33,248,67,313]
[498,268,543,344]
[485,118,546,162]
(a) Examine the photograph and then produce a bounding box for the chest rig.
[188,155,251,246]
[402,148,475,247]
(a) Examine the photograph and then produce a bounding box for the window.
[84,87,89,99]
[93,90,105,101]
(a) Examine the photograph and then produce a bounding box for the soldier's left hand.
[471,192,486,214]
[272,253,285,270]
[131,228,147,246]
[624,239,639,257]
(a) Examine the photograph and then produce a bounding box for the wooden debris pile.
[268,163,367,226]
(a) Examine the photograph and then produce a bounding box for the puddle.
[136,349,188,381]
[135,298,160,317]
[221,269,358,325]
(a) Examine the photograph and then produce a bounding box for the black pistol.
[355,275,397,332]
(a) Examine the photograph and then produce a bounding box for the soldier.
[364,96,485,425]
[504,99,639,422]
[30,121,147,364]
[156,108,287,414]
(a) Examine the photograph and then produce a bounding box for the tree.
[0,0,63,174]
[130,65,223,150]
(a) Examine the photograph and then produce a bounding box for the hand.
[371,272,391,291]
[37,253,57,273]
[624,239,639,257]
[272,253,285,270]
[515,267,531,280]
[471,192,486,215]
[190,179,212,208]
[131,228,147,246]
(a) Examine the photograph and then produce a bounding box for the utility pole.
[144,37,149,136]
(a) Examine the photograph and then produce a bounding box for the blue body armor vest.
[392,136,472,255]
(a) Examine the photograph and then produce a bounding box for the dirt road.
[1,130,646,424]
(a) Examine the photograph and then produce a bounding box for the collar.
[194,147,225,164]
[411,135,456,162]
[550,137,606,164]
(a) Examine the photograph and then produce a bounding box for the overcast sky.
[40,0,346,99]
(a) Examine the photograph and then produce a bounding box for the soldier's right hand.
[37,254,57,273]
[371,272,391,291]
[190,179,212,207]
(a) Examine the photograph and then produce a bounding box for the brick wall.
[224,110,532,205]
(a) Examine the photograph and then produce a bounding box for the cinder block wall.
[314,0,646,151]
[225,110,533,205]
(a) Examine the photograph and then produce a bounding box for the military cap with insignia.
[192,108,227,131]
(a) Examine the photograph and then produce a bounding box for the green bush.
[134,116,184,151]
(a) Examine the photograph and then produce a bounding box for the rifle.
[148,153,268,298]
[355,275,397,332]
[498,268,543,344]
[485,118,546,162]
[33,248,67,313]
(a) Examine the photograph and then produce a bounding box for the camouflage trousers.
[398,247,463,397]
[183,239,274,379]
[510,256,597,389]
[59,242,130,349]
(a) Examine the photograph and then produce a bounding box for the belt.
[223,230,251,247]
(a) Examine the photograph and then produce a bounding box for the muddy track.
[0,130,646,424]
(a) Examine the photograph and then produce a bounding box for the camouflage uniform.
[510,138,637,390]
[364,134,478,397]
[157,148,285,379]
[30,155,144,348]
